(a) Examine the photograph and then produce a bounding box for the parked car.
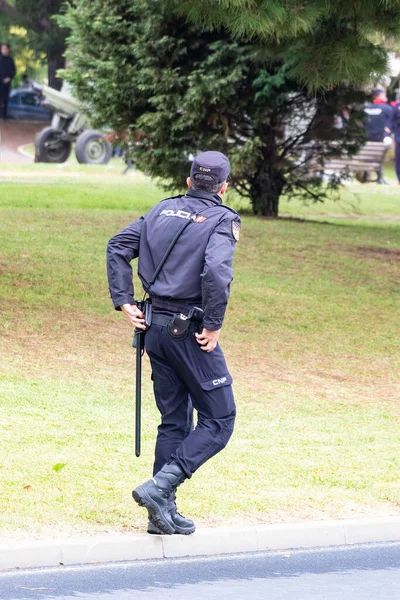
[7,89,51,122]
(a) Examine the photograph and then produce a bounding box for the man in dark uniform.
[107,151,240,535]
[363,88,392,184]
[0,44,16,120]
[390,99,400,183]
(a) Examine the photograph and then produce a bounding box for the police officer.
[363,88,392,184]
[107,151,240,535]
[390,98,400,184]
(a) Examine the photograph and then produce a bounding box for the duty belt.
[150,295,202,316]
[151,307,204,336]
[151,313,174,327]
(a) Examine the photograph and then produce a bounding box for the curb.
[1,517,400,570]
[16,144,34,161]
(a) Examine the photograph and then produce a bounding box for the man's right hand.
[121,303,146,329]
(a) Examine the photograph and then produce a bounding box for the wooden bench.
[323,141,390,179]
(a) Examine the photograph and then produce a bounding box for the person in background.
[21,73,32,89]
[0,43,16,120]
[390,97,400,184]
[363,88,392,184]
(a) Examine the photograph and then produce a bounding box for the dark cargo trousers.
[0,83,11,119]
[145,323,236,477]
[395,141,400,182]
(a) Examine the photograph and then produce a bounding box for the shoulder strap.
[147,205,212,290]
[160,194,185,203]
[220,203,240,217]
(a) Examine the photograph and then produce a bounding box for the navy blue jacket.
[0,55,16,81]
[364,101,392,142]
[106,189,241,330]
[390,102,400,142]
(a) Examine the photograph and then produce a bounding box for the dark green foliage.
[61,0,367,216]
[173,0,400,91]
[0,0,66,88]
[0,11,11,43]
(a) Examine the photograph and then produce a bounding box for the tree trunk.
[250,129,286,217]
[250,170,285,217]
[260,182,283,217]
[47,44,65,90]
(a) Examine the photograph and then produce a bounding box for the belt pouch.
[167,314,191,340]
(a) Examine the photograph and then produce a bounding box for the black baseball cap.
[190,151,230,185]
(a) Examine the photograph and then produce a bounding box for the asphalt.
[1,542,400,599]
[0,120,41,163]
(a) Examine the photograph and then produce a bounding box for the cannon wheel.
[34,127,72,163]
[75,130,112,165]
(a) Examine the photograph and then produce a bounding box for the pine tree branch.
[232,179,251,197]
[295,181,324,202]
[280,113,318,159]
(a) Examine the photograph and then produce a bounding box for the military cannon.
[33,83,112,164]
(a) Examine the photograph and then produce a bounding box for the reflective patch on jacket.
[160,209,192,220]
[232,221,240,242]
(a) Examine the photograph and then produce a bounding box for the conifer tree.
[61,0,368,216]
[173,0,400,90]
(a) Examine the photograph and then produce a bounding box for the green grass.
[1,168,399,538]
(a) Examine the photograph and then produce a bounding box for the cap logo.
[199,167,211,172]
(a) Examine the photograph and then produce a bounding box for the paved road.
[0,121,42,164]
[1,543,400,599]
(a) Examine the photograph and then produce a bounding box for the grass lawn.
[0,165,399,539]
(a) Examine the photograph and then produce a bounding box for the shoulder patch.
[232,221,240,242]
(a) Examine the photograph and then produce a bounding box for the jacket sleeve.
[392,104,400,140]
[11,58,16,79]
[106,217,144,310]
[201,214,240,330]
[390,105,398,134]
[385,105,392,134]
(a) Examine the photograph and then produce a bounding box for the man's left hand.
[3,78,11,84]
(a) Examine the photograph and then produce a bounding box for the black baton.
[133,300,145,458]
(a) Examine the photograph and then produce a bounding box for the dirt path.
[0,121,43,164]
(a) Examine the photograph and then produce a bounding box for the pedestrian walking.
[107,151,240,535]
[0,43,16,120]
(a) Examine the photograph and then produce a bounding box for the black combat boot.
[376,168,389,185]
[147,493,195,535]
[132,461,187,535]
[362,171,371,183]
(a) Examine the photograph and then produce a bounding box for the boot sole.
[132,488,175,535]
[174,527,195,535]
[148,525,196,536]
